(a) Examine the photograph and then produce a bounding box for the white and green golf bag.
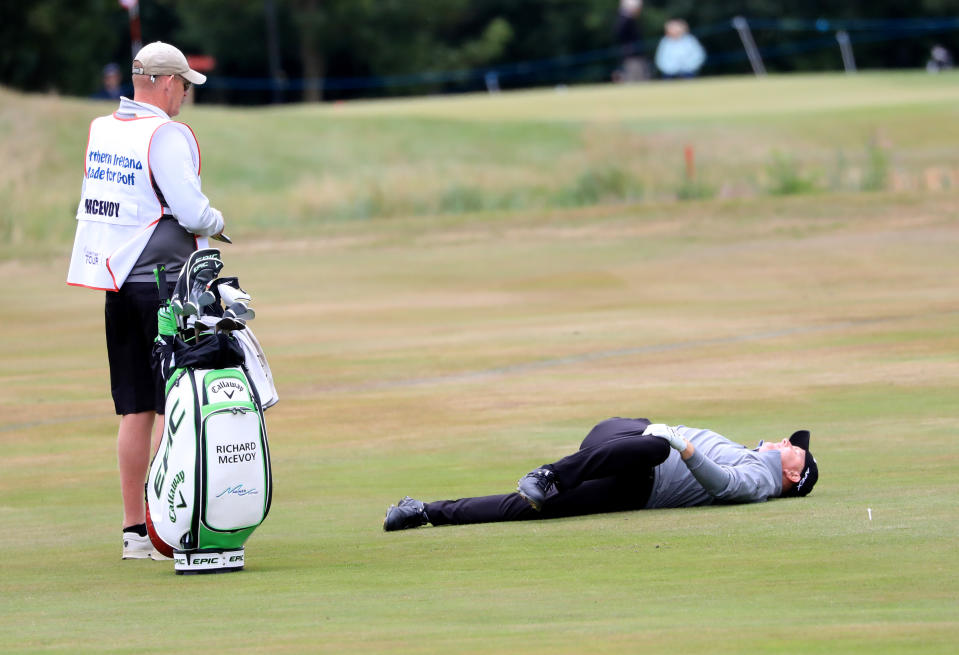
[147,364,272,574]
[146,251,274,574]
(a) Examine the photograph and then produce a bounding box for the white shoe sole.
[123,533,170,560]
[122,548,172,560]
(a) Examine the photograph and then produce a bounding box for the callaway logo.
[210,380,245,398]
[166,470,186,522]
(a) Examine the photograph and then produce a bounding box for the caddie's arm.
[149,124,225,237]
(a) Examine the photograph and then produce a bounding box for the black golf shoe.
[383,496,429,531]
[517,468,558,511]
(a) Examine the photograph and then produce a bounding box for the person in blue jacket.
[654,19,706,79]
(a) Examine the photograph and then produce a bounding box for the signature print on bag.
[216,484,259,498]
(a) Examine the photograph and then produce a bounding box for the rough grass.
[3,71,959,257]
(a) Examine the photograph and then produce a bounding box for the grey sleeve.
[682,450,775,503]
[682,450,730,497]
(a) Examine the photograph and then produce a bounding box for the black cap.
[784,430,818,497]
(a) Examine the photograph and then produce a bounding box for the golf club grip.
[154,265,171,303]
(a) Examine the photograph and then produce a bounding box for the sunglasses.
[175,75,192,92]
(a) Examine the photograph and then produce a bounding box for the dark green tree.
[2,0,958,102]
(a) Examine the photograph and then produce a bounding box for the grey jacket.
[645,426,782,509]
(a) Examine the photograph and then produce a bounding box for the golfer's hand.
[157,303,176,338]
[643,423,686,451]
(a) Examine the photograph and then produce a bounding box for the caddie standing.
[67,41,225,560]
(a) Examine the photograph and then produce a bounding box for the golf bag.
[146,250,273,574]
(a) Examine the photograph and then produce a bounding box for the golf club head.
[220,314,246,330]
[195,269,218,285]
[216,316,246,332]
[224,301,253,320]
[171,272,189,312]
[218,282,251,306]
[197,290,216,307]
[190,274,217,311]
[195,316,221,329]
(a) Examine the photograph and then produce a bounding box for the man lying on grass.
[383,417,818,531]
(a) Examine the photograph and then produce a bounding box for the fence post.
[836,30,857,73]
[732,16,766,76]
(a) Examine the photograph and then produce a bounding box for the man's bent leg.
[118,411,156,528]
[578,417,651,449]
[540,475,654,518]
[547,430,669,491]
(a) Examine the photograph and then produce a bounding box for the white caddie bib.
[67,113,200,291]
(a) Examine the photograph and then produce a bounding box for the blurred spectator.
[91,63,129,100]
[654,19,706,79]
[926,45,954,73]
[613,0,649,82]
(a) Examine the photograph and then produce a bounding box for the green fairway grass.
[1,74,958,653]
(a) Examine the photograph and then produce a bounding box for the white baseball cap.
[132,41,207,85]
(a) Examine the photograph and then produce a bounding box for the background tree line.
[2,0,957,104]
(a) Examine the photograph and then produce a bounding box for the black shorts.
[104,282,170,415]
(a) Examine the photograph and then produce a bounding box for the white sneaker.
[122,532,171,560]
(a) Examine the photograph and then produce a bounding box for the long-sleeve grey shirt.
[645,426,783,509]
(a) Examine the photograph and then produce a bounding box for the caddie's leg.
[152,416,165,454]
[106,282,168,529]
[118,411,156,527]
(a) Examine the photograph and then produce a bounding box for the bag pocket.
[202,407,268,531]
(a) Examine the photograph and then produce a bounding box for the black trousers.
[425,417,669,525]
